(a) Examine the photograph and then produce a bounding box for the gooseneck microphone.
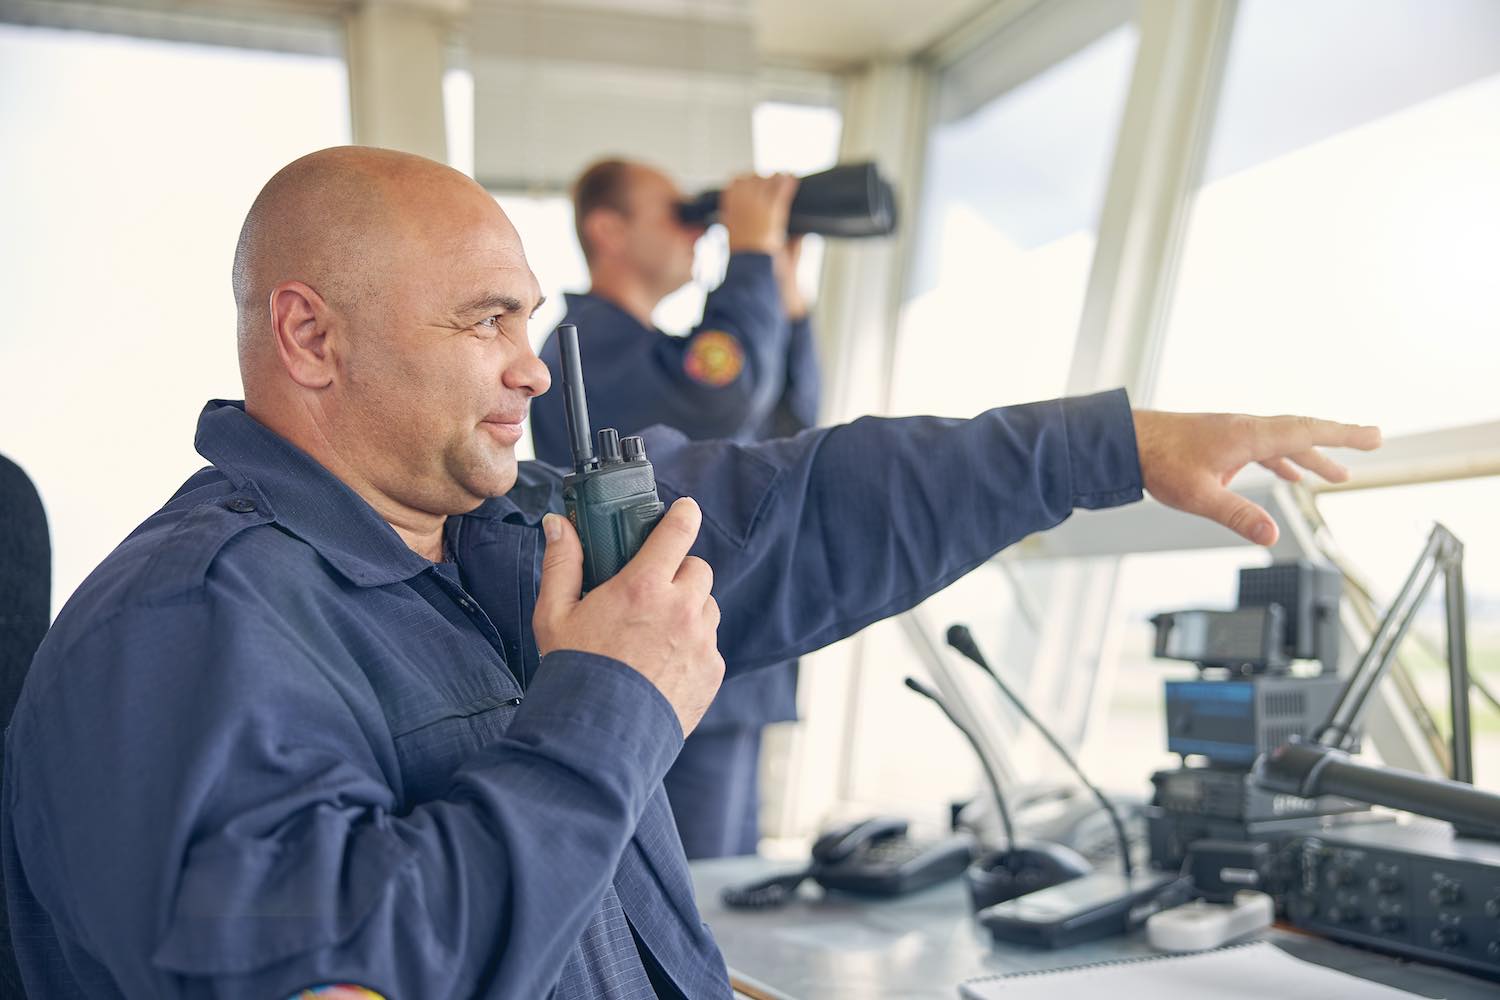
[903,676,1017,849]
[946,624,1134,877]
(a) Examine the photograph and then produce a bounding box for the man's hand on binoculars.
[722,173,798,255]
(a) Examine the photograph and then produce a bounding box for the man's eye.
[478,314,502,330]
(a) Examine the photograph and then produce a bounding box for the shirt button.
[225,498,257,513]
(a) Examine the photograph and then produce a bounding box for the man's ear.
[582,209,626,259]
[268,280,337,389]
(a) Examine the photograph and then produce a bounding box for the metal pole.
[1445,550,1473,784]
[1317,529,1446,749]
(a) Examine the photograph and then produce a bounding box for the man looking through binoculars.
[532,160,818,861]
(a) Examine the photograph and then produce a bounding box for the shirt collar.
[194,400,543,588]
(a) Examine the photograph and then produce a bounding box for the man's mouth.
[481,410,526,445]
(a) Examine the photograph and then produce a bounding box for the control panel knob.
[1430,926,1465,949]
[1488,940,1500,960]
[1369,874,1402,894]
[1370,914,1404,934]
[1326,864,1357,889]
[1429,880,1463,906]
[1486,897,1500,919]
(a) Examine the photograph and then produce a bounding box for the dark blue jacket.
[532,252,819,728]
[3,391,1141,999]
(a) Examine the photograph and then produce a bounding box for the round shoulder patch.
[683,330,745,388]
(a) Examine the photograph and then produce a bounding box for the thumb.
[1198,486,1279,546]
[535,513,584,620]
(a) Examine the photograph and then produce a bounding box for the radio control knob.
[1485,897,1500,918]
[596,428,622,464]
[1488,940,1500,959]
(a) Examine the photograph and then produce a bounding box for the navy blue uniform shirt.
[3,390,1141,998]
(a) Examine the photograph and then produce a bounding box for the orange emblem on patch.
[683,330,745,387]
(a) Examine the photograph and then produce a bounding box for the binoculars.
[676,161,898,239]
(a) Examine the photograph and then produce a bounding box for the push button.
[225,498,257,513]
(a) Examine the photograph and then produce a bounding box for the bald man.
[2,146,1379,1000]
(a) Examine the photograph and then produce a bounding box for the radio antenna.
[557,324,596,474]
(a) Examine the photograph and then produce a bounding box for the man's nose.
[505,342,552,397]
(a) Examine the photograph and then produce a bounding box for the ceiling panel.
[754,0,993,64]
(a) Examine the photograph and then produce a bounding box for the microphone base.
[964,843,1091,911]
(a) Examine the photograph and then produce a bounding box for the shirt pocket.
[389,689,524,804]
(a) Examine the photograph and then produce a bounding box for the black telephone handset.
[810,816,974,896]
[721,815,974,910]
[810,816,910,866]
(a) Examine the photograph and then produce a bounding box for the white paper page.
[959,941,1440,1000]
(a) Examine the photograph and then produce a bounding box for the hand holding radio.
[534,501,725,737]
[533,323,723,736]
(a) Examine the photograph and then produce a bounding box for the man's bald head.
[228,146,550,534]
[232,146,513,387]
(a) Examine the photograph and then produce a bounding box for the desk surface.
[691,856,1499,1000]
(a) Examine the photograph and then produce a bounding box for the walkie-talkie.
[557,323,665,592]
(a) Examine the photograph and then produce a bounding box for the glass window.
[832,23,1140,820]
[1316,478,1500,790]
[444,66,476,177]
[1152,0,1500,436]
[0,25,350,612]
[1137,0,1500,794]
[889,24,1138,418]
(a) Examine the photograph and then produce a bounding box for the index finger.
[621,497,703,581]
[1253,415,1382,458]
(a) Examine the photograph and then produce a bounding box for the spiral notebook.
[958,941,1436,999]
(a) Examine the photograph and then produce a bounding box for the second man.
[532,160,816,860]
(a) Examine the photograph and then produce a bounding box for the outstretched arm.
[641,391,1379,674]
